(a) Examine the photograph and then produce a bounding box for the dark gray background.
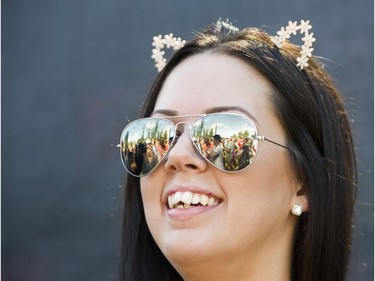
[2,1,373,280]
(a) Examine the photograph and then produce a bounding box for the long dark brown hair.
[119,20,357,281]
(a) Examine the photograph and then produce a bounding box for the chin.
[157,228,220,265]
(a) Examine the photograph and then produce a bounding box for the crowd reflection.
[121,135,258,175]
[195,135,257,171]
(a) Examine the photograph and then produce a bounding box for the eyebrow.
[206,106,258,123]
[151,106,258,123]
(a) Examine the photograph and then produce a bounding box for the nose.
[164,124,208,174]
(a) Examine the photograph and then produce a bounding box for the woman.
[118,20,357,281]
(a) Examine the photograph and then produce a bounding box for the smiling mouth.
[167,191,221,209]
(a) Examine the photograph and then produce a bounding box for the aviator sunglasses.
[118,113,290,177]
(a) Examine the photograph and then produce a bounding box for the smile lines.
[168,191,220,209]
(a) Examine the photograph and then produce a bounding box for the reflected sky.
[121,114,258,144]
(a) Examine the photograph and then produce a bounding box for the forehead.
[154,53,273,116]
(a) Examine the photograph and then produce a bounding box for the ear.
[291,181,309,215]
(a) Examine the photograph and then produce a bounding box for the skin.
[140,53,308,281]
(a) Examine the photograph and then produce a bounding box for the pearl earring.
[292,204,303,216]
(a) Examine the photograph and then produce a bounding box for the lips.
[167,191,220,209]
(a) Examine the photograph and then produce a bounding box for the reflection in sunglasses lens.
[120,119,174,176]
[191,114,258,172]
[119,114,259,177]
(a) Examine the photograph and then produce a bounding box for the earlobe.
[291,182,309,216]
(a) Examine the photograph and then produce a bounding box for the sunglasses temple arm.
[258,136,291,151]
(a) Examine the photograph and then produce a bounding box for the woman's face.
[140,53,305,279]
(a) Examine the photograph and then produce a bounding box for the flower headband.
[151,20,316,72]
[273,20,316,70]
[151,34,186,72]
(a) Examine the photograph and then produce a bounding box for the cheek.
[140,175,165,230]
[221,149,296,219]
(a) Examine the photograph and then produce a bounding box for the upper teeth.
[168,191,218,209]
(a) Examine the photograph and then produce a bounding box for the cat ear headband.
[151,20,315,72]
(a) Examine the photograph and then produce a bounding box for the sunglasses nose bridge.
[171,121,193,145]
[164,121,208,174]
[173,121,191,127]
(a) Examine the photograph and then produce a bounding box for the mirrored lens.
[119,118,175,177]
[191,114,259,172]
